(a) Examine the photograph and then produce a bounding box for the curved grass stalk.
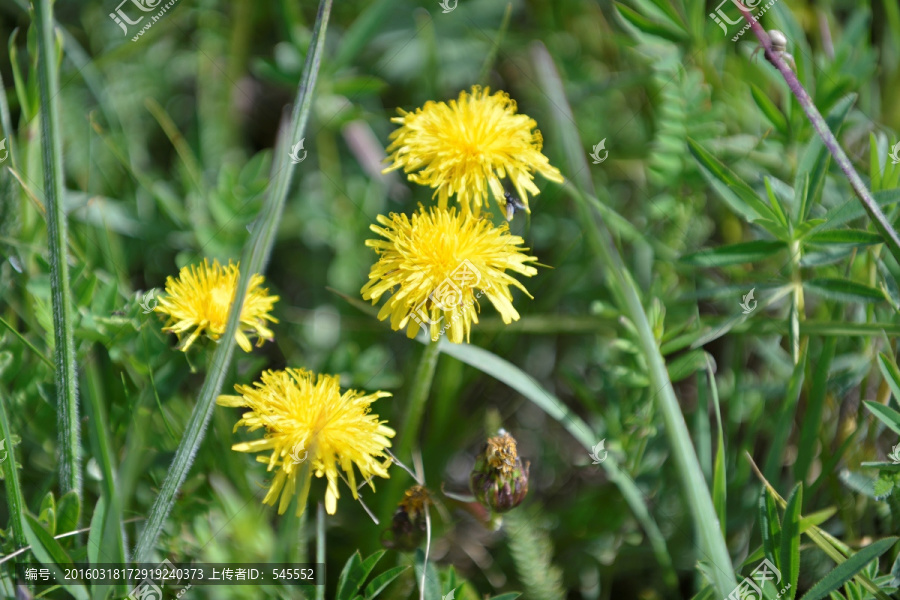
[132,0,333,562]
[532,43,737,596]
[33,0,81,498]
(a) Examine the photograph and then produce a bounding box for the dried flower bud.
[469,430,530,513]
[381,485,432,551]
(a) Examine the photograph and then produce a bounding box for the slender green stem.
[132,0,333,562]
[532,44,735,596]
[315,502,325,600]
[0,393,26,549]
[84,359,127,567]
[738,6,900,265]
[396,339,441,461]
[33,0,81,498]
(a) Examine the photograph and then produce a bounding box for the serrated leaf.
[681,240,786,266]
[363,565,409,599]
[804,279,886,304]
[800,537,898,600]
[873,474,895,500]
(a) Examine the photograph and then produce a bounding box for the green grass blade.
[0,392,26,549]
[533,44,735,597]
[428,336,678,590]
[33,0,81,498]
[863,401,900,435]
[132,0,333,562]
[780,484,803,600]
[22,515,89,600]
[706,356,727,538]
[800,537,898,600]
[877,353,900,407]
[795,335,837,481]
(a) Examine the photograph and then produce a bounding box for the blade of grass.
[532,42,736,597]
[33,0,81,498]
[427,335,679,591]
[706,356,727,539]
[747,455,892,600]
[0,392,26,549]
[132,0,333,562]
[83,357,127,594]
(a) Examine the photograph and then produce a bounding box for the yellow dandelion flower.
[383,85,563,215]
[155,259,279,353]
[360,205,539,343]
[217,369,395,516]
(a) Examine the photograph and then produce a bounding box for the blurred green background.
[3,0,900,598]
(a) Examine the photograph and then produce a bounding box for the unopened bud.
[469,430,530,513]
[381,485,432,551]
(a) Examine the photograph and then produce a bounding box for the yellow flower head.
[217,369,395,516]
[383,85,563,215]
[360,206,539,343]
[155,259,278,353]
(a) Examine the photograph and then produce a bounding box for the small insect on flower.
[470,429,530,513]
[361,206,539,343]
[154,259,279,352]
[216,369,395,516]
[381,485,433,551]
[503,191,528,222]
[383,85,563,215]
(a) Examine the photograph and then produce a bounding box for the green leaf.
[805,230,884,246]
[780,484,803,600]
[878,353,900,408]
[688,138,782,230]
[415,548,443,600]
[681,240,786,266]
[337,551,364,600]
[800,537,898,600]
[56,490,80,535]
[752,84,788,134]
[796,332,837,480]
[760,488,781,567]
[864,401,900,435]
[614,2,688,42]
[22,514,90,600]
[811,189,900,233]
[490,595,523,600]
[793,94,857,222]
[363,566,409,599]
[87,496,106,567]
[667,349,708,382]
[873,474,895,500]
[804,279,886,304]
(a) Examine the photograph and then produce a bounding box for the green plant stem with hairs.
[32,0,81,498]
